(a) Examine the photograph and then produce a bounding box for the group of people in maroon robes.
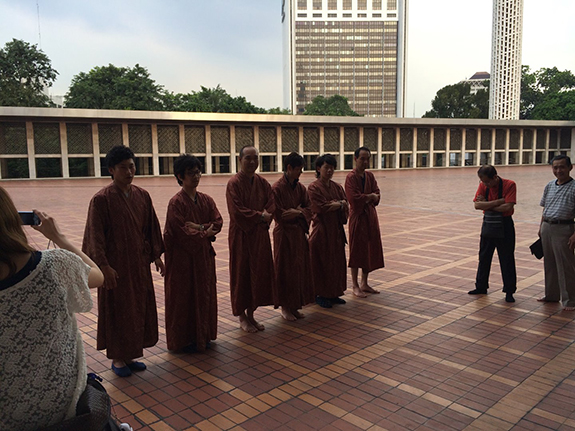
[82,144,385,376]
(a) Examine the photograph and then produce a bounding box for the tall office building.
[489,0,523,120]
[282,0,408,117]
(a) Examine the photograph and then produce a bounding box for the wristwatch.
[199,224,205,231]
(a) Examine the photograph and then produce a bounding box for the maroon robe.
[345,169,385,272]
[272,175,315,310]
[308,179,349,298]
[226,171,276,315]
[82,183,163,360]
[164,190,223,352]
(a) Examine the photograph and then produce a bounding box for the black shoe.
[316,296,332,308]
[330,297,346,304]
[505,293,515,303]
[468,289,487,295]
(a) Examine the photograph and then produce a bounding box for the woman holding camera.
[0,187,104,431]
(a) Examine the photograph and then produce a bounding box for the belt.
[543,218,575,225]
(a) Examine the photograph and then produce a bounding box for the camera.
[19,211,41,226]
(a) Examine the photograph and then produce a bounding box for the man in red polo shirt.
[469,165,517,303]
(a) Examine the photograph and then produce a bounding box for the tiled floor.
[4,164,575,431]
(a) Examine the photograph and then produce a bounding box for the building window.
[328,0,337,10]
[373,13,382,17]
[313,13,322,17]
[387,13,397,17]
[313,0,322,10]
[372,0,382,10]
[298,13,307,17]
[343,13,352,17]
[343,0,352,10]
[358,0,367,10]
[358,13,367,17]
[298,0,307,10]
[328,13,337,17]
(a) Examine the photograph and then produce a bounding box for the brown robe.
[82,183,164,360]
[272,175,315,310]
[164,190,223,352]
[226,171,276,315]
[308,179,349,298]
[345,169,385,272]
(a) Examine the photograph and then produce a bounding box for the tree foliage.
[423,82,488,119]
[0,38,58,107]
[520,66,575,120]
[163,85,267,114]
[303,95,360,116]
[65,64,164,110]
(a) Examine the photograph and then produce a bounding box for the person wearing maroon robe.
[308,154,350,308]
[272,152,314,321]
[82,145,164,377]
[226,145,275,332]
[164,155,223,352]
[345,146,385,298]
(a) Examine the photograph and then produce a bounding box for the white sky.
[1,0,573,117]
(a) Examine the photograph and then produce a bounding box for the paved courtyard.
[3,164,575,431]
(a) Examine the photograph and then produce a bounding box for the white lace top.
[0,249,92,431]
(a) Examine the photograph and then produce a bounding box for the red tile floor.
[3,164,575,431]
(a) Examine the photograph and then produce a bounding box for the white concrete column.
[411,127,417,168]
[571,128,575,161]
[545,128,550,160]
[476,128,481,166]
[445,128,451,167]
[531,128,537,163]
[429,128,434,168]
[26,121,36,179]
[298,126,304,155]
[178,125,185,154]
[518,128,524,165]
[319,126,325,155]
[359,127,364,148]
[277,126,283,171]
[376,127,382,169]
[461,128,466,167]
[394,127,400,169]
[490,128,496,165]
[206,125,213,174]
[151,124,160,176]
[60,122,69,178]
[339,126,344,170]
[92,123,101,178]
[504,128,510,165]
[122,123,129,147]
[271,127,281,172]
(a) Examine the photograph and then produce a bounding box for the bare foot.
[293,310,305,319]
[361,285,380,294]
[537,296,558,302]
[563,306,575,311]
[247,314,265,331]
[112,360,127,368]
[239,315,258,333]
[281,307,297,321]
[353,286,368,298]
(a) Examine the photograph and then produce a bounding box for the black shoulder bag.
[480,178,505,239]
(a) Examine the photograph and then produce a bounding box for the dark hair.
[239,145,257,159]
[354,146,371,158]
[284,152,304,171]
[173,154,203,186]
[105,145,135,171]
[477,165,497,179]
[315,153,337,178]
[551,154,572,167]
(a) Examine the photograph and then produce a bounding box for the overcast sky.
[1,0,574,117]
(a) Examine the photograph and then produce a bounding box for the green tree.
[0,38,58,107]
[266,107,291,115]
[303,95,360,116]
[423,82,488,118]
[164,85,267,114]
[65,64,164,110]
[520,66,575,119]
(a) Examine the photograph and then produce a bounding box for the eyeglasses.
[188,170,202,177]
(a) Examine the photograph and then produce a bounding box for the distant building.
[489,0,523,120]
[461,71,490,95]
[282,0,408,117]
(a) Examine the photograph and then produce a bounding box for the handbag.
[480,178,505,239]
[529,238,544,259]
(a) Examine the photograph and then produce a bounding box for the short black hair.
[106,145,135,171]
[284,152,304,171]
[551,154,572,167]
[354,146,371,158]
[173,154,203,186]
[239,145,257,159]
[477,165,497,179]
[315,153,337,178]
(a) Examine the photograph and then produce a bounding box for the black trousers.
[475,216,517,293]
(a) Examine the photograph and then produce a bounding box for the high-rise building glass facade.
[283,0,407,117]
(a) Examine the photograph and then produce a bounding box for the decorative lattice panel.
[495,129,506,150]
[128,125,152,153]
[400,128,413,151]
[450,129,462,151]
[363,128,377,151]
[185,126,206,154]
[324,127,339,152]
[211,126,230,153]
[34,123,60,154]
[536,129,546,149]
[466,129,477,149]
[0,122,27,154]
[481,129,492,150]
[344,127,359,151]
[66,123,92,154]
[560,128,571,149]
[416,128,429,151]
[509,129,520,150]
[98,124,122,154]
[549,129,558,149]
[382,128,395,151]
[304,127,319,152]
[434,129,446,151]
[158,125,179,154]
[523,129,533,149]
[259,127,277,153]
[282,127,298,153]
[235,126,254,150]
